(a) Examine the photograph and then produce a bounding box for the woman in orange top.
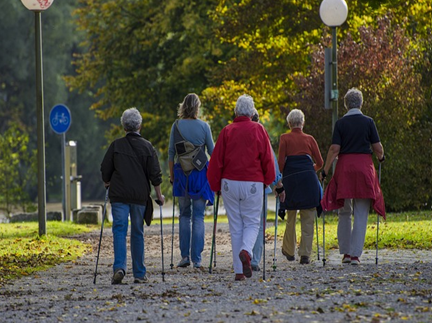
[277,109,323,265]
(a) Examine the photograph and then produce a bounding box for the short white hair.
[286,109,305,128]
[234,94,255,117]
[121,107,142,132]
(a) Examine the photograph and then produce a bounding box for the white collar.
[344,108,363,117]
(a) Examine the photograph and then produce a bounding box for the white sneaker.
[350,257,360,265]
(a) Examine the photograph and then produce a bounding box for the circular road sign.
[50,104,71,134]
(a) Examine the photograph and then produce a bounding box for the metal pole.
[62,133,66,221]
[35,11,47,236]
[331,26,339,175]
[331,26,338,133]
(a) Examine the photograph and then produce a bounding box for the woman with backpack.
[168,93,215,269]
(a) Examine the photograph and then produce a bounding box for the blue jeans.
[252,195,267,267]
[178,197,206,264]
[111,202,146,278]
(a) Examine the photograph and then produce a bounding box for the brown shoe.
[239,249,252,278]
[235,274,246,281]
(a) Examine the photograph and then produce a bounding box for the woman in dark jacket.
[277,109,323,265]
[101,107,165,284]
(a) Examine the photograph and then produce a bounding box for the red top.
[321,154,386,219]
[207,116,276,192]
[277,128,323,172]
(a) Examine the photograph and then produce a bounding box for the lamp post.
[20,0,54,236]
[320,0,348,132]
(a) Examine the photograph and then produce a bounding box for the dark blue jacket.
[281,155,322,211]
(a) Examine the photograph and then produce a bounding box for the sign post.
[49,104,71,221]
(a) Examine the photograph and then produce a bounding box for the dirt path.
[1,222,432,323]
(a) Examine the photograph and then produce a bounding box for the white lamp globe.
[319,0,348,27]
[20,0,54,11]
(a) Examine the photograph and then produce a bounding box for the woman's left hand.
[278,191,286,203]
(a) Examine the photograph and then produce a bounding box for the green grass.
[1,211,431,284]
[0,222,99,285]
[272,210,432,251]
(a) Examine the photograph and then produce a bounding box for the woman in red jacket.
[207,94,284,281]
[321,88,385,265]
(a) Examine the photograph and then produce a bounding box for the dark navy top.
[332,112,380,154]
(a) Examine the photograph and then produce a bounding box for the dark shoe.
[177,257,190,268]
[342,254,351,264]
[251,264,261,272]
[278,209,286,220]
[282,249,295,261]
[300,256,310,264]
[134,275,149,284]
[235,274,246,281]
[111,269,125,285]
[239,250,252,278]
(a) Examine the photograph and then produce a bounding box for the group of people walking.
[100,88,385,284]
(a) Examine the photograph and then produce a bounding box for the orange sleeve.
[277,135,286,173]
[310,136,323,171]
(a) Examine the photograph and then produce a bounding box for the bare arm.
[372,142,384,161]
[323,144,340,175]
[154,185,165,205]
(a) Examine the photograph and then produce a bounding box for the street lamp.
[320,0,348,132]
[20,0,55,236]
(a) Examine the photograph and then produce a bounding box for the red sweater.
[207,116,276,192]
[277,128,323,172]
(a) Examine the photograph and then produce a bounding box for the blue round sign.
[50,104,71,134]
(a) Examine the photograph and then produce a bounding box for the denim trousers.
[111,202,146,278]
[178,197,206,264]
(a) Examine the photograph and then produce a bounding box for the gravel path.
[1,222,432,323]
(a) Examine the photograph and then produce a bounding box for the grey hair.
[344,88,363,110]
[178,93,201,119]
[234,94,255,117]
[286,109,305,128]
[121,107,142,132]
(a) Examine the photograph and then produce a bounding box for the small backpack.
[174,120,207,173]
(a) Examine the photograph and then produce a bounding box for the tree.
[291,16,431,210]
[0,124,36,217]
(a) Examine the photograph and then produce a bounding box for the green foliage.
[66,0,222,154]
[0,124,36,216]
[0,222,96,286]
[292,16,431,210]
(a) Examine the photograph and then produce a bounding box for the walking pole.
[316,212,320,261]
[170,196,175,270]
[321,179,326,267]
[156,199,165,282]
[262,184,267,280]
[209,194,219,274]
[376,163,382,265]
[93,187,109,284]
[272,196,279,271]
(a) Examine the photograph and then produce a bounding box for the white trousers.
[222,179,263,274]
[337,198,371,258]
